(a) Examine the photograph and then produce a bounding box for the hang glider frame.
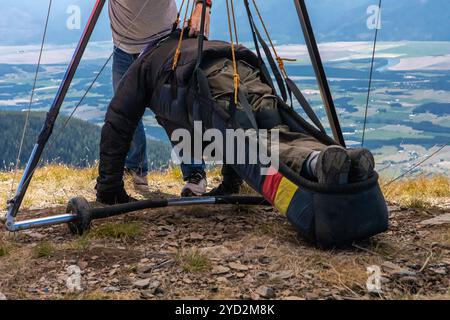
[2,0,345,232]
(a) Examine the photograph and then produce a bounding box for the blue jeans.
[113,46,148,176]
[113,46,205,180]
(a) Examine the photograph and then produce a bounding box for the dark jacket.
[97,31,259,193]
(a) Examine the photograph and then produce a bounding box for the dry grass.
[0,164,233,212]
[33,241,55,258]
[69,234,92,251]
[63,291,140,300]
[2,165,448,211]
[382,174,450,208]
[177,247,212,273]
[0,241,10,257]
[0,165,99,211]
[169,165,184,182]
[313,256,373,294]
[90,222,142,240]
[0,165,186,211]
[429,227,450,246]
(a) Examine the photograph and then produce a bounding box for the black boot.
[347,148,375,182]
[206,165,243,196]
[96,187,136,205]
[315,146,351,185]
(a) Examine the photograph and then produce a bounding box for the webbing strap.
[245,5,325,133]
[243,0,275,92]
[243,0,287,101]
[250,18,288,102]
[196,69,257,133]
[285,77,326,133]
[252,22,324,133]
[243,0,262,61]
[238,89,259,131]
[195,0,208,70]
[195,68,213,99]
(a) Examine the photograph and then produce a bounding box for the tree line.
[0,111,172,171]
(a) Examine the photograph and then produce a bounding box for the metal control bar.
[4,196,270,233]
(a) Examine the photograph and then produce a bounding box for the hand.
[189,3,211,38]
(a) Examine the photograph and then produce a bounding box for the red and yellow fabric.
[262,167,298,215]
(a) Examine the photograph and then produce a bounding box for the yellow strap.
[225,0,239,104]
[172,0,192,70]
[274,177,298,215]
[233,73,240,104]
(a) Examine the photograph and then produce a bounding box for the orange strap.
[172,0,192,70]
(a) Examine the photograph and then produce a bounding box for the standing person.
[108,0,212,196]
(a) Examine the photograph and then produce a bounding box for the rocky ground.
[0,167,449,300]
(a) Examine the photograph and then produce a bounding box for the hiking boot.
[181,171,207,197]
[96,188,137,205]
[206,165,243,196]
[315,146,351,185]
[125,169,150,196]
[347,148,375,183]
[205,181,242,196]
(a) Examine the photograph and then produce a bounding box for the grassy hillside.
[0,111,171,170]
[0,166,449,300]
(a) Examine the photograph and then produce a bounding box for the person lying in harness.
[95,30,375,205]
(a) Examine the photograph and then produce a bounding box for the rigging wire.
[230,0,239,45]
[55,0,152,131]
[172,0,192,70]
[384,143,448,188]
[48,0,152,145]
[225,0,240,104]
[358,1,447,187]
[9,0,53,197]
[361,0,382,147]
[173,0,187,28]
[50,53,113,147]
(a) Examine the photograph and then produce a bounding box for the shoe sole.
[316,146,351,185]
[349,148,375,182]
